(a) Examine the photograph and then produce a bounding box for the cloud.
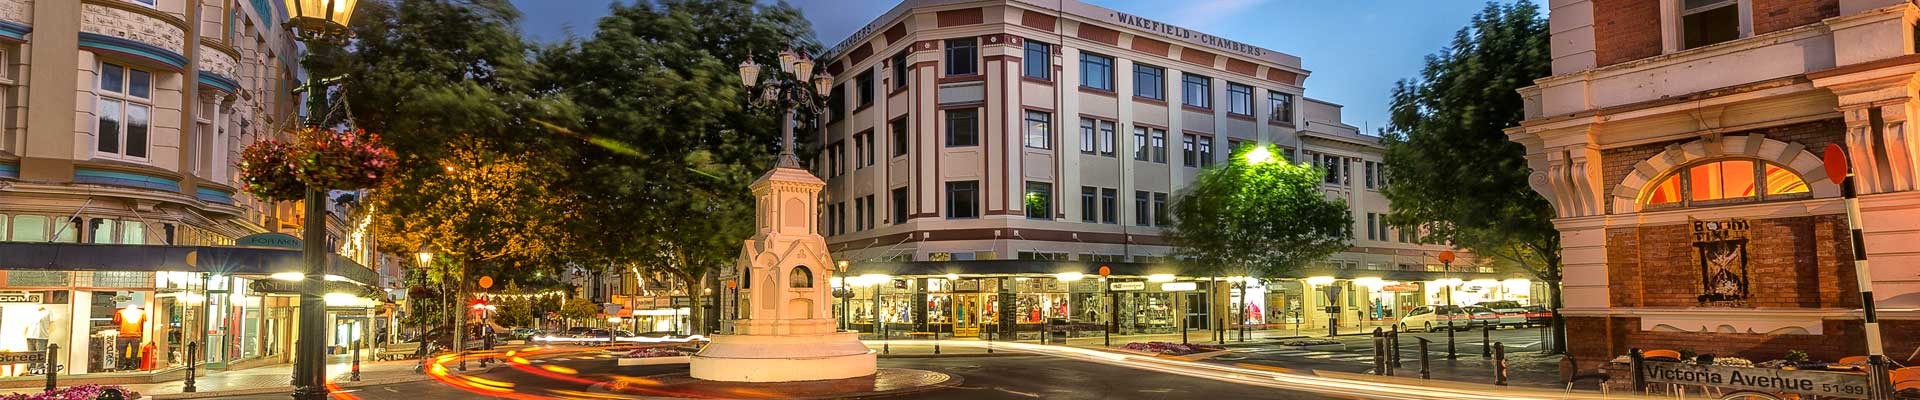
[1163,0,1272,28]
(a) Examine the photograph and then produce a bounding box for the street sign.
[478,276,494,289]
[1823,144,1849,184]
[0,351,46,364]
[1109,282,1145,291]
[1643,360,1869,399]
[670,296,692,307]
[1437,250,1456,264]
[1098,266,1111,278]
[1160,282,1197,292]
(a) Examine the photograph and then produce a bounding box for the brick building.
[1513,0,1920,372]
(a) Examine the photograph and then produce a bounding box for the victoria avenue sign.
[1643,360,1870,399]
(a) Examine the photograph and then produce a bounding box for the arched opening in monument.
[790,266,814,288]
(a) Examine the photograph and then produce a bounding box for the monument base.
[689,331,876,382]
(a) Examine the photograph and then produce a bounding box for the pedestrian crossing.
[1234,347,1376,362]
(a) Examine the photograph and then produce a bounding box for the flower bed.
[616,346,692,366]
[1,384,139,400]
[623,347,688,358]
[1120,341,1226,356]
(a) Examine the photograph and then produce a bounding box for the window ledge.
[1021,76,1054,85]
[1182,105,1212,113]
[1077,86,1117,96]
[1133,96,1168,106]
[1227,113,1256,121]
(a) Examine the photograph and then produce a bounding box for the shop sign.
[1109,282,1146,291]
[1643,360,1868,399]
[0,292,43,303]
[235,232,302,249]
[0,352,46,364]
[1691,217,1752,305]
[1381,284,1420,292]
[1160,282,1197,292]
[670,296,691,307]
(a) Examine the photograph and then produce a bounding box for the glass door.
[1184,292,1210,331]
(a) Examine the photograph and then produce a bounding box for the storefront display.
[0,293,55,377]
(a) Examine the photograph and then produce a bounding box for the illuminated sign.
[1109,282,1145,291]
[1160,282,1197,292]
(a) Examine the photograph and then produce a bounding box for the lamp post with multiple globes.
[280,1,361,399]
[736,49,836,169]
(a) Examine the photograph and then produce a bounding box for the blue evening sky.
[508,0,1520,132]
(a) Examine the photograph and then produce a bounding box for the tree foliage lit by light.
[1167,144,1352,281]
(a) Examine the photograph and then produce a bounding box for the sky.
[507,0,1519,133]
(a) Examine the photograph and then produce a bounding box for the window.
[133,0,155,6]
[1226,83,1253,115]
[1322,155,1343,185]
[1366,213,1378,241]
[1198,136,1214,167]
[1080,53,1114,91]
[1098,120,1116,156]
[855,70,875,107]
[866,194,876,229]
[1024,41,1051,80]
[1079,118,1097,154]
[891,118,909,157]
[1134,64,1164,100]
[892,187,909,224]
[946,181,979,219]
[1100,188,1118,224]
[1153,193,1169,226]
[838,203,848,235]
[945,38,977,76]
[945,108,978,147]
[1024,111,1051,149]
[854,197,866,231]
[1377,214,1391,241]
[1150,129,1167,163]
[790,266,814,288]
[1134,127,1149,161]
[1682,0,1740,50]
[1642,159,1809,207]
[853,133,867,170]
[827,84,845,122]
[1025,182,1052,220]
[1081,186,1098,222]
[824,205,835,234]
[1182,73,1211,109]
[863,131,875,166]
[97,62,152,159]
[892,51,910,89]
[1269,92,1294,123]
[1182,134,1198,167]
[1134,191,1150,226]
[1228,139,1247,155]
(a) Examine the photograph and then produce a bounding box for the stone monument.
[688,161,876,382]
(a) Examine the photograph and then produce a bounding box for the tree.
[537,0,816,334]
[1168,144,1352,332]
[560,298,602,328]
[1378,1,1562,352]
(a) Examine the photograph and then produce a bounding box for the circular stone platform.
[604,368,956,399]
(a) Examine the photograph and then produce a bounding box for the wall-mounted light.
[1147,274,1176,283]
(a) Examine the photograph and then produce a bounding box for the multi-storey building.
[0,0,384,382]
[797,0,1520,340]
[1514,0,1920,373]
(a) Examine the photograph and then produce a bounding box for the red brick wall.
[1604,215,1857,308]
[1592,0,1663,67]
[1752,0,1839,35]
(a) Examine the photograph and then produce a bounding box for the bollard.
[1389,326,1402,368]
[1628,348,1646,392]
[351,343,362,381]
[934,327,941,355]
[883,323,890,355]
[1417,337,1431,380]
[1481,325,1492,358]
[1372,328,1385,376]
[1493,342,1508,386]
[184,342,198,393]
[43,343,57,392]
[1446,326,1457,360]
[986,329,994,354]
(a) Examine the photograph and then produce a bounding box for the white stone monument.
[688,164,876,382]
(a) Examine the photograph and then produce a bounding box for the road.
[1208,325,1563,387]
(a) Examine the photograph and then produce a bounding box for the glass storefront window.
[88,291,149,373]
[0,300,55,376]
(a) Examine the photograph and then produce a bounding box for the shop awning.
[0,242,377,284]
[842,259,1525,280]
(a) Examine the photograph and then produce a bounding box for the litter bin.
[1047,318,1068,344]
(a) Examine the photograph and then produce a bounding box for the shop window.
[789,266,814,288]
[1682,0,1741,50]
[1641,159,1809,208]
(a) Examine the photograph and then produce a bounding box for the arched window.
[1642,159,1810,208]
[789,266,814,288]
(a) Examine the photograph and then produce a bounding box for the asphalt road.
[1206,326,1563,388]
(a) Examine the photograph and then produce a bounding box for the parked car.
[1523,305,1552,327]
[1398,305,1471,332]
[1475,301,1530,328]
[509,327,541,340]
[1460,306,1501,329]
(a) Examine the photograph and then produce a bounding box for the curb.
[144,368,468,400]
[877,352,1024,359]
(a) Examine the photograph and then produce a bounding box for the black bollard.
[1417,337,1431,380]
[1446,326,1457,360]
[1628,348,1646,392]
[184,342,198,393]
[987,329,994,354]
[1371,328,1385,376]
[1481,325,1492,358]
[882,323,890,354]
[351,342,363,381]
[1493,342,1508,386]
[1389,326,1402,367]
[934,326,941,355]
[43,343,57,392]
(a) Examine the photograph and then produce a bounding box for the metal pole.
[184,342,198,393]
[292,189,329,400]
[1372,328,1384,376]
[1836,159,1891,399]
[1447,325,1457,360]
[934,323,941,355]
[1482,324,1492,358]
[1494,342,1508,386]
[1628,348,1646,393]
[1417,337,1431,380]
[350,341,362,381]
[1389,326,1401,369]
[43,343,57,392]
[1103,285,1111,347]
[1180,293,1189,345]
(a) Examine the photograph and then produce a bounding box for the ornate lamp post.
[737,48,835,169]
[282,1,361,399]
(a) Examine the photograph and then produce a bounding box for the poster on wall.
[1690,218,1751,306]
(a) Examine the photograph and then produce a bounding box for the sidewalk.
[1,354,433,400]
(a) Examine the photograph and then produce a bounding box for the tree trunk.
[1548,277,1567,354]
[687,271,708,335]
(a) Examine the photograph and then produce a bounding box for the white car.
[1474,301,1531,327]
[1398,305,1472,332]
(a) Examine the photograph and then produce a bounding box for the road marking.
[1300,352,1342,359]
[1268,350,1315,356]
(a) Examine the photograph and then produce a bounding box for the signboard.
[1160,282,1197,292]
[0,351,46,364]
[1643,360,1869,399]
[0,292,43,303]
[1691,218,1752,305]
[1380,284,1420,292]
[671,296,692,307]
[236,232,302,249]
[1110,282,1146,291]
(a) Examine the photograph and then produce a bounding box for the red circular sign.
[1098,266,1111,277]
[1437,251,1456,264]
[1823,144,1849,184]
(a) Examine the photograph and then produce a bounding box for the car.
[1398,305,1471,332]
[1475,301,1530,327]
[509,327,541,340]
[1460,306,1501,329]
[1523,305,1552,327]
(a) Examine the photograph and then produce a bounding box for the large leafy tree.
[537,0,815,334]
[1378,1,1561,351]
[1168,145,1352,318]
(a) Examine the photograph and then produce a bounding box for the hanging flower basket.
[240,127,397,202]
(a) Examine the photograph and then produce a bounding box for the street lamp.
[737,48,834,169]
[283,1,362,398]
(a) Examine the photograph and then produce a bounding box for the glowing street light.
[1056,272,1085,282]
[1243,145,1276,165]
[1147,274,1177,283]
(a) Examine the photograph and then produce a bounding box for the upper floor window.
[945,38,977,76]
[97,62,152,160]
[1269,92,1294,123]
[1080,53,1114,91]
[1682,0,1740,50]
[1024,110,1051,149]
[1642,159,1810,208]
[945,108,978,147]
[1134,64,1164,100]
[1182,73,1211,109]
[855,70,875,107]
[890,118,909,157]
[1226,83,1253,115]
[891,51,910,89]
[947,181,980,219]
[1024,41,1051,80]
